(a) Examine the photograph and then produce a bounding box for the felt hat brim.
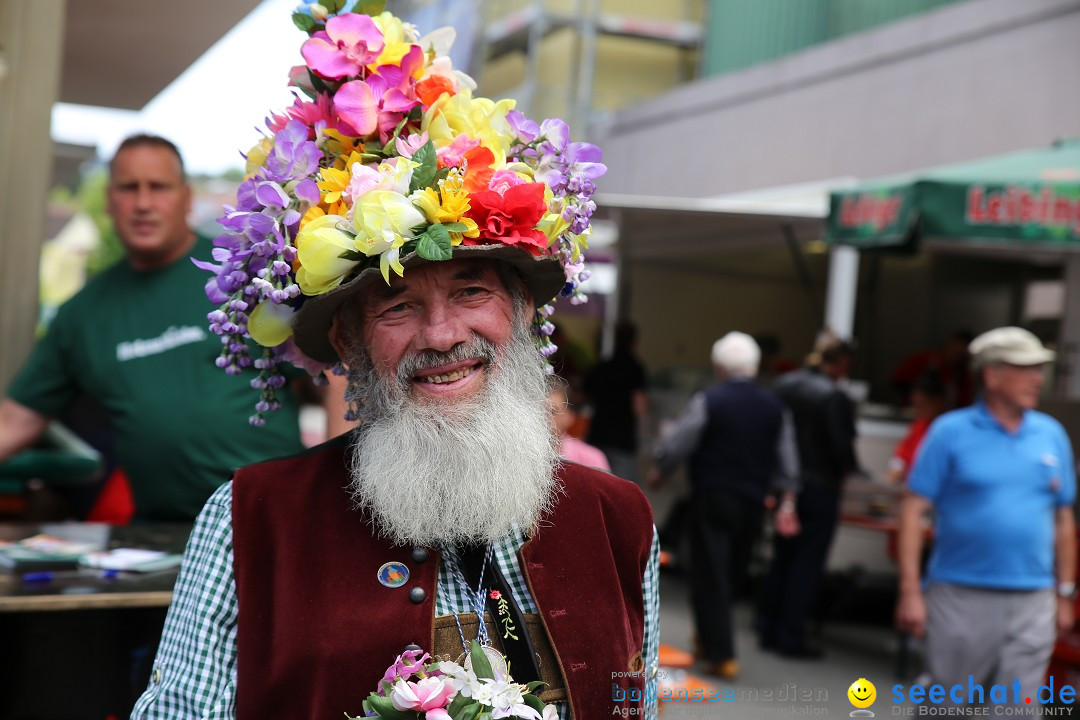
[292,244,567,363]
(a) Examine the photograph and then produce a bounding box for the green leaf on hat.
[430,166,451,189]
[355,0,387,16]
[523,694,546,713]
[363,694,414,719]
[416,225,453,261]
[446,693,471,717]
[468,640,495,680]
[409,141,439,194]
[338,249,368,262]
[323,0,347,14]
[525,680,547,693]
[441,222,468,233]
[292,12,316,32]
[309,72,334,97]
[382,115,413,155]
[454,703,481,720]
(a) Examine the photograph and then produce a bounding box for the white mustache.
[343,323,561,546]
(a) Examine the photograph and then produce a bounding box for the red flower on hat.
[464,182,548,255]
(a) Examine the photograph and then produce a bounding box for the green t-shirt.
[8,236,304,521]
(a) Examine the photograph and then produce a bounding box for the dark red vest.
[232,437,653,719]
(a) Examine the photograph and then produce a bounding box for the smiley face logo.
[848,678,876,709]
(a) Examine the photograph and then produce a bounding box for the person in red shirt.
[887,370,946,484]
[892,331,973,409]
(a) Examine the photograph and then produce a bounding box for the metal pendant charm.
[457,644,508,678]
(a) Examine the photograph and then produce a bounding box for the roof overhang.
[60,0,262,109]
[594,178,855,260]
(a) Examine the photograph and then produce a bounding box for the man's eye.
[461,286,488,297]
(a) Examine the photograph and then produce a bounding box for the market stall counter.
[0,522,190,720]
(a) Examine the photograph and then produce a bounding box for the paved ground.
[656,570,913,719]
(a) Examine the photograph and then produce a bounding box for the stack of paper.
[0,534,99,571]
[80,548,183,573]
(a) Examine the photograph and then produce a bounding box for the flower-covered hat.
[195,0,606,425]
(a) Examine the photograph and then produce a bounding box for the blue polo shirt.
[909,402,1075,590]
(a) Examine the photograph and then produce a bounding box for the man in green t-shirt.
[0,135,304,521]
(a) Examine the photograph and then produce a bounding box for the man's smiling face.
[337,258,521,407]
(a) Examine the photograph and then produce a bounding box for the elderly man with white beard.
[132,251,660,720]
[131,10,656,718]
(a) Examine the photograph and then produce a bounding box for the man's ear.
[328,311,352,369]
[517,287,536,326]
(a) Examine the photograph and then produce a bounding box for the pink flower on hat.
[301,14,385,80]
[390,676,456,714]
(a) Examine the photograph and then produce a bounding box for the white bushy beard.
[344,321,561,547]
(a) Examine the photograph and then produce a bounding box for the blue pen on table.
[21,569,121,583]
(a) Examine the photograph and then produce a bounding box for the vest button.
[409,587,426,604]
[411,547,429,563]
[405,644,422,653]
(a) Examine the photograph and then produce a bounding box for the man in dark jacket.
[585,322,648,481]
[651,332,796,678]
[758,333,860,658]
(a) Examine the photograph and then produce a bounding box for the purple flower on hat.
[506,110,539,144]
[256,182,291,209]
[294,178,321,208]
[381,649,431,686]
[538,118,569,153]
[264,120,321,183]
[565,142,607,185]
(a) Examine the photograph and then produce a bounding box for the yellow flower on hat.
[421,89,515,167]
[352,189,426,283]
[300,205,326,231]
[295,214,361,295]
[245,137,274,178]
[247,300,295,347]
[370,12,416,71]
[317,167,352,216]
[538,208,572,245]
[411,173,479,246]
[320,129,365,168]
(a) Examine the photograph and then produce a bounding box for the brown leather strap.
[432,612,567,704]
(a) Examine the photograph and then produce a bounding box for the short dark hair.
[820,338,856,365]
[614,322,637,353]
[913,368,945,397]
[491,260,530,317]
[110,134,186,180]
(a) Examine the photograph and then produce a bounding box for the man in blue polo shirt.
[896,326,1076,702]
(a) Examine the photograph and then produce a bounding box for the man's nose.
[134,185,154,209]
[416,303,468,352]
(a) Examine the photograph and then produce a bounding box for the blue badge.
[378,562,410,588]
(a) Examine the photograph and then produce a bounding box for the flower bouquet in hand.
[349,641,555,720]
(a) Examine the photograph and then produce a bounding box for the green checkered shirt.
[132,481,660,719]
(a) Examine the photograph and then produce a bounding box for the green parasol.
[826,139,1080,250]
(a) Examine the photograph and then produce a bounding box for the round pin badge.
[377,562,410,588]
